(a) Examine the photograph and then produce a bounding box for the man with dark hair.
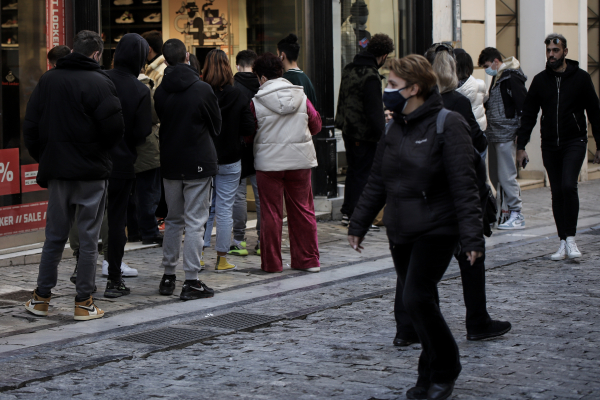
[102,33,152,298]
[47,45,71,68]
[229,49,262,257]
[335,32,394,228]
[516,33,600,260]
[142,30,166,88]
[23,30,124,320]
[478,46,528,230]
[154,38,221,301]
[277,33,316,106]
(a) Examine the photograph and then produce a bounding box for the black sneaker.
[180,280,214,301]
[104,279,131,298]
[142,236,163,246]
[467,320,511,341]
[159,274,176,295]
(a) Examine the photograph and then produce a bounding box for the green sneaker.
[228,241,248,256]
[255,243,260,256]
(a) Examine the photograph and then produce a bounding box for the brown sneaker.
[24,291,51,316]
[74,297,105,321]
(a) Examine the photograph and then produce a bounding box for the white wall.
[433,0,453,42]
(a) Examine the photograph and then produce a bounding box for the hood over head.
[160,63,200,93]
[114,33,149,76]
[234,72,260,95]
[253,78,305,115]
[55,52,103,71]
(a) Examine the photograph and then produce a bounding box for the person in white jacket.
[250,53,323,274]
[455,48,488,133]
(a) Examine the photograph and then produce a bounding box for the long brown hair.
[202,49,234,91]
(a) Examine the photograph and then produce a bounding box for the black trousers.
[341,134,378,218]
[390,234,462,384]
[395,250,491,336]
[542,139,587,240]
[107,177,135,282]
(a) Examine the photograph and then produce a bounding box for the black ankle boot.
[427,381,455,400]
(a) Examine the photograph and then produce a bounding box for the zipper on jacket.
[573,113,581,131]
[556,77,561,146]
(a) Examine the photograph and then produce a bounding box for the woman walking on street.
[251,53,322,273]
[348,55,484,400]
[202,49,255,272]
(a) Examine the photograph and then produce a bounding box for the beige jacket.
[144,55,167,89]
[252,78,317,171]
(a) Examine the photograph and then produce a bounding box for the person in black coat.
[348,55,484,400]
[200,49,255,272]
[23,30,124,320]
[102,33,152,297]
[516,34,600,260]
[154,39,222,301]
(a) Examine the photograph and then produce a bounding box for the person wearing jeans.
[230,175,261,256]
[516,33,600,260]
[201,49,255,272]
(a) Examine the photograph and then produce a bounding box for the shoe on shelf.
[497,211,525,230]
[2,3,18,10]
[255,243,261,256]
[393,334,420,347]
[406,386,428,400]
[102,260,138,277]
[291,266,320,273]
[104,279,131,298]
[128,234,142,243]
[566,236,582,259]
[24,290,51,317]
[467,320,511,341]
[551,240,567,261]
[1,19,18,28]
[115,12,134,24]
[159,274,176,295]
[368,224,380,232]
[215,256,237,273]
[114,33,124,43]
[143,13,161,23]
[142,0,160,3]
[180,280,214,300]
[427,381,455,400]
[142,236,163,245]
[341,214,350,226]
[74,297,104,321]
[228,241,248,256]
[114,0,133,5]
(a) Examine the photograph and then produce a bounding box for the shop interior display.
[173,1,229,48]
[101,0,162,69]
[1,0,21,152]
[341,0,370,68]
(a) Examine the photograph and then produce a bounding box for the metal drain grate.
[118,327,214,346]
[189,312,283,330]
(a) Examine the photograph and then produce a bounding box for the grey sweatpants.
[69,208,108,259]
[37,179,107,299]
[488,141,522,211]
[232,174,261,242]
[162,177,211,280]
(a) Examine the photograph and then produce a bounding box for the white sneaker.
[550,240,566,261]
[115,12,134,24]
[1,19,17,28]
[497,211,525,230]
[102,260,138,277]
[143,13,161,23]
[566,237,581,259]
[114,0,133,5]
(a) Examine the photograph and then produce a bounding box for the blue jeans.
[132,168,161,240]
[203,161,242,253]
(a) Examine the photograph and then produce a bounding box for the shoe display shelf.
[101,0,162,70]
[1,0,18,50]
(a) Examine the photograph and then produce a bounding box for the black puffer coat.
[441,90,487,153]
[348,91,484,253]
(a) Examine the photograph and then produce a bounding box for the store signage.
[0,201,48,237]
[0,148,20,196]
[46,0,65,69]
[21,164,45,193]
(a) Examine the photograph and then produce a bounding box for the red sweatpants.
[256,169,320,273]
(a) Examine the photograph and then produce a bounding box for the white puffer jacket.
[456,75,488,131]
[253,78,317,171]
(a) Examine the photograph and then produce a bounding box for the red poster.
[0,201,48,237]
[46,0,65,69]
[21,164,45,193]
[0,148,20,196]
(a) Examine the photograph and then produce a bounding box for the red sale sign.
[0,148,20,196]
[46,0,65,70]
[0,201,48,237]
[21,164,45,193]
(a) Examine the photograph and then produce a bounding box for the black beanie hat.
[351,0,369,17]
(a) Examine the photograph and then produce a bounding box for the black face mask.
[547,54,565,70]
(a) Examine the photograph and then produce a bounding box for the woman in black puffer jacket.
[348,55,484,400]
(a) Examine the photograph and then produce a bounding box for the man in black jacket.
[229,49,262,257]
[103,33,152,298]
[155,39,222,301]
[23,30,124,321]
[516,33,600,260]
[336,33,394,227]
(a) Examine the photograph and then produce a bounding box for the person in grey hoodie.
[478,47,528,230]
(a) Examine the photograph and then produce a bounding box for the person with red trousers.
[249,53,322,273]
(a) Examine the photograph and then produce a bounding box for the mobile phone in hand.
[522,158,528,169]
